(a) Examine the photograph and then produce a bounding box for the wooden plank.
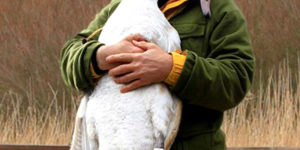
[0,145,69,150]
[230,148,300,150]
[0,145,300,150]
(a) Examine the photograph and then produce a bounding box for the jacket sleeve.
[60,1,119,92]
[171,10,255,112]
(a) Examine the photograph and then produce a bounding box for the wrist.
[96,45,109,70]
[164,53,173,80]
[92,47,107,74]
[89,43,106,82]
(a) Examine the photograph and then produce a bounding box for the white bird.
[70,0,182,149]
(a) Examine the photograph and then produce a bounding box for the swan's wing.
[70,96,91,150]
[166,27,181,53]
[164,95,182,150]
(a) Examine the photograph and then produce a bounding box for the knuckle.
[135,54,144,60]
[116,76,128,83]
[126,64,134,70]
[134,48,143,53]
[140,72,145,76]
[138,71,145,77]
[120,54,128,60]
[122,65,129,70]
[132,83,139,88]
[148,43,155,48]
[106,55,113,61]
[114,78,121,83]
[134,63,142,69]
[127,84,134,90]
[119,67,127,73]
[122,76,129,82]
[142,41,148,45]
[108,70,114,76]
[119,54,125,59]
[137,81,144,87]
[133,81,139,86]
[118,77,125,83]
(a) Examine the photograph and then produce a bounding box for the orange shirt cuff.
[164,51,186,86]
[89,62,102,82]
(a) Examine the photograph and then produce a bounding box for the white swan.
[70,0,183,149]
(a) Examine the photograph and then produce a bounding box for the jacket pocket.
[174,24,205,39]
[173,24,206,57]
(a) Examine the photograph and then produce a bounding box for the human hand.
[96,34,146,70]
[106,40,173,93]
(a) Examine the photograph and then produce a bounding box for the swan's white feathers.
[99,0,181,52]
[71,0,182,149]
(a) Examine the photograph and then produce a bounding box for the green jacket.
[60,0,255,149]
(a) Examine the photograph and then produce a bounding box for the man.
[60,0,255,149]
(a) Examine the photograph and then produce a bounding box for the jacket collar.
[160,0,189,20]
[160,0,211,20]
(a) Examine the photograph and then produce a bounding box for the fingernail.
[121,87,128,93]
[114,79,119,83]
[120,89,126,93]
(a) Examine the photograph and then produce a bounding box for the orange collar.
[160,0,189,20]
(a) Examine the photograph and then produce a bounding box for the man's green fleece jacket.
[60,0,255,149]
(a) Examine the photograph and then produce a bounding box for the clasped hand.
[96,34,173,93]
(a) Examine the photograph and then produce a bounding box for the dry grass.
[0,89,78,145]
[0,0,107,145]
[0,0,299,147]
[223,59,300,146]
[1,59,299,146]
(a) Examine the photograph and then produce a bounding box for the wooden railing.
[0,145,68,150]
[0,145,300,150]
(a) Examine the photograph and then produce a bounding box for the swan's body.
[70,0,182,149]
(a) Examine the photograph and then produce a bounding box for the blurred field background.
[0,0,299,146]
